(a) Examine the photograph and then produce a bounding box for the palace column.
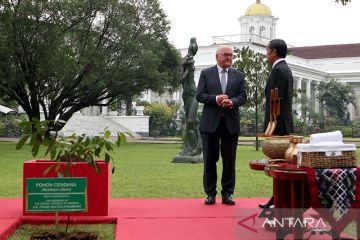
[314,81,320,113]
[296,77,302,118]
[101,99,108,115]
[306,79,313,116]
[306,79,311,101]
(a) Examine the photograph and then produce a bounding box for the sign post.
[26,178,87,212]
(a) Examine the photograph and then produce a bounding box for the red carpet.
[0,198,355,240]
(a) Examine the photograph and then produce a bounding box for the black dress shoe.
[222,195,235,205]
[259,203,274,209]
[258,203,267,208]
[205,195,216,205]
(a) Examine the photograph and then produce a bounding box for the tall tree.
[233,46,270,150]
[335,0,350,5]
[0,0,180,131]
[316,78,355,123]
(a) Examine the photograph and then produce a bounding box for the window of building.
[259,26,265,37]
[249,26,254,34]
[249,26,255,41]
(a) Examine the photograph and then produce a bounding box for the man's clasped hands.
[216,94,233,109]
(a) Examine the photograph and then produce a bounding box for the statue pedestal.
[172,154,203,164]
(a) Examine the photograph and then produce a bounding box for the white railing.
[212,34,271,45]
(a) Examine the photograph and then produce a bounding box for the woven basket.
[262,136,290,159]
[300,151,356,168]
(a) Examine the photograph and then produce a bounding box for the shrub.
[144,103,178,137]
[0,114,27,137]
[322,125,353,137]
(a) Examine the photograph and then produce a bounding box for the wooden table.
[264,165,310,239]
[249,160,310,238]
[249,159,268,171]
[263,164,360,240]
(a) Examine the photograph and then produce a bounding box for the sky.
[158,0,360,49]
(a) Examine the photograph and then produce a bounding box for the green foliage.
[352,120,360,135]
[293,115,356,137]
[0,0,180,131]
[135,100,150,107]
[324,125,353,137]
[335,0,351,5]
[293,118,312,136]
[233,46,270,137]
[0,99,18,109]
[8,224,115,240]
[0,142,272,198]
[293,93,323,125]
[233,46,270,110]
[16,119,124,175]
[240,108,264,136]
[240,108,264,126]
[0,114,27,137]
[293,80,356,136]
[144,102,178,137]
[316,78,355,123]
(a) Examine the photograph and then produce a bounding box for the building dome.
[245,0,272,17]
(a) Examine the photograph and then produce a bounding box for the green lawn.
[0,141,271,198]
[2,141,360,199]
[3,141,360,239]
[8,224,115,240]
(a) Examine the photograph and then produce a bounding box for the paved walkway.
[0,137,256,145]
[2,136,360,147]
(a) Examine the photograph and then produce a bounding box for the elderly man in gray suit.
[196,45,247,205]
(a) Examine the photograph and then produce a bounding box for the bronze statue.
[173,38,202,163]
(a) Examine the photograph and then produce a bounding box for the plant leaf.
[95,162,100,175]
[105,152,110,163]
[105,142,112,151]
[84,137,91,146]
[16,134,30,150]
[43,164,56,176]
[32,143,40,157]
[50,146,57,160]
[94,145,101,156]
[120,132,127,144]
[55,164,61,173]
[104,129,111,139]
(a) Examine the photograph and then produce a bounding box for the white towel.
[297,142,356,152]
[309,130,343,144]
[296,142,356,167]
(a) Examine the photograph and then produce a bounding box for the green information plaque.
[26,177,87,212]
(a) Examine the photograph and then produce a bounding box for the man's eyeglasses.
[218,53,233,58]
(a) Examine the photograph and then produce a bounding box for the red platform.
[0,198,355,240]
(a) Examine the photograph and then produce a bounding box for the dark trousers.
[201,118,238,197]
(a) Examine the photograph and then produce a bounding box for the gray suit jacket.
[196,65,247,134]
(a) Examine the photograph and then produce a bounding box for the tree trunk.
[255,85,259,151]
[125,98,133,116]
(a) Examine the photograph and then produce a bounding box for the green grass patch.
[7,224,115,240]
[1,141,360,198]
[0,142,271,198]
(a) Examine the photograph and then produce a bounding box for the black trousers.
[201,118,238,197]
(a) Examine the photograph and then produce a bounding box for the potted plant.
[17,119,124,217]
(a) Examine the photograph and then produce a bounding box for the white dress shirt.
[272,58,285,68]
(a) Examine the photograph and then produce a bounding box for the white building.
[147,0,360,120]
